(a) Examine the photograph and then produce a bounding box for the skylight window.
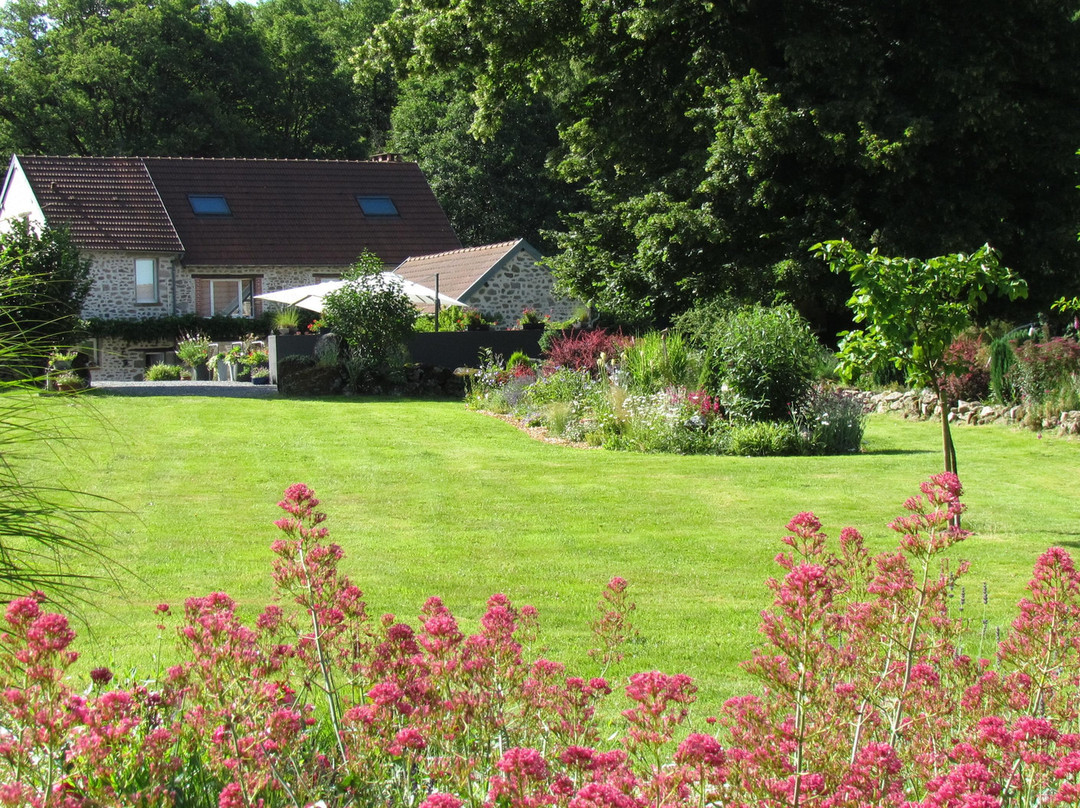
[188,195,232,216]
[357,196,399,217]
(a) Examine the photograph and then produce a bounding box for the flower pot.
[194,364,210,381]
[252,375,270,385]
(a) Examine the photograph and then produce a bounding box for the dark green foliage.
[322,251,416,376]
[0,222,91,374]
[81,314,275,344]
[389,72,571,250]
[989,329,1026,405]
[698,303,821,422]
[0,0,393,158]
[363,0,1080,328]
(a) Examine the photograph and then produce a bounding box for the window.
[356,196,399,216]
[135,258,158,304]
[188,195,231,216]
[195,276,260,317]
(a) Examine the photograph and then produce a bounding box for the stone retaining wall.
[867,389,1080,436]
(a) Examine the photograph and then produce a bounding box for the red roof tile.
[143,157,460,266]
[16,155,462,267]
[395,240,531,301]
[18,156,183,253]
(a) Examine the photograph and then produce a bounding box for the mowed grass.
[21,391,1080,711]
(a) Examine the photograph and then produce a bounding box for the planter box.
[268,333,320,385]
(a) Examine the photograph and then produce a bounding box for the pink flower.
[89,666,113,686]
[419,795,463,808]
[674,732,725,768]
[218,783,244,808]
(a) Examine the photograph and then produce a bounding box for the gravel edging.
[87,381,278,398]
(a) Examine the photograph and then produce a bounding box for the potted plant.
[517,308,548,330]
[462,309,490,331]
[236,346,266,382]
[218,343,246,380]
[175,332,212,380]
[48,349,78,371]
[251,366,271,385]
[272,307,301,335]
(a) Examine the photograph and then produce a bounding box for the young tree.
[812,240,1027,475]
[321,250,416,385]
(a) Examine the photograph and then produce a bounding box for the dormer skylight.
[356,196,399,217]
[188,194,231,216]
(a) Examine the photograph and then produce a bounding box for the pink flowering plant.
[7,475,1080,806]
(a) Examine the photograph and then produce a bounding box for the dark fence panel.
[406,330,544,368]
[268,331,544,383]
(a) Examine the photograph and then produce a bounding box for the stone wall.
[93,336,178,381]
[82,252,178,320]
[84,259,344,380]
[466,249,580,326]
[868,389,1080,436]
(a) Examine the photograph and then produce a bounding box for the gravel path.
[89,381,278,398]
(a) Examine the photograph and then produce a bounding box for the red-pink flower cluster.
[6,475,1080,808]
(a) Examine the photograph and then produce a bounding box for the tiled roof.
[395,240,529,301]
[16,156,461,266]
[17,156,183,253]
[143,157,460,266]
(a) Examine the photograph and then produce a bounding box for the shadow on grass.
[858,448,937,456]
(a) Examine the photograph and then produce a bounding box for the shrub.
[989,327,1027,404]
[794,385,869,454]
[723,419,806,456]
[697,303,821,421]
[144,363,182,381]
[618,330,699,394]
[0,221,91,373]
[1011,336,1080,405]
[542,328,625,376]
[322,251,416,382]
[939,332,991,403]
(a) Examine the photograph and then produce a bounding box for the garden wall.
[268,330,543,384]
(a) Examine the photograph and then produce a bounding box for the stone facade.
[82,252,179,320]
[84,256,344,381]
[466,249,580,326]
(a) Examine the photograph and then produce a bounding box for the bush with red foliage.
[542,328,626,377]
[940,333,990,404]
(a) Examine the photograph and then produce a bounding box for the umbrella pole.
[434,274,441,333]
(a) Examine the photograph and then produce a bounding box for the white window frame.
[135,258,158,304]
[209,278,253,317]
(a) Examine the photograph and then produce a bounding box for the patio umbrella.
[255,274,463,313]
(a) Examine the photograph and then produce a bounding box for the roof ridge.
[19,155,418,167]
[401,239,521,263]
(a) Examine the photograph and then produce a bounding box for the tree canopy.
[363,0,1080,327]
[1,0,1078,331]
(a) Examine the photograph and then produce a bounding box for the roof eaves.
[459,238,529,299]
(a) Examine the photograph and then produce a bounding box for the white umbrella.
[256,274,462,313]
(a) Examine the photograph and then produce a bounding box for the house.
[0,154,461,380]
[394,239,580,328]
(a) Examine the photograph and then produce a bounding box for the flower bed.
[5,477,1080,806]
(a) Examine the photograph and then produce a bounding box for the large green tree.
[0,0,395,158]
[362,0,1080,327]
[389,71,572,249]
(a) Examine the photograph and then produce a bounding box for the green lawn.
[24,392,1080,711]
